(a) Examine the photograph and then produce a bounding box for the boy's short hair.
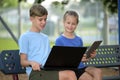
[30,4,48,17]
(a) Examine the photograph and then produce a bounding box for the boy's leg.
[29,69,77,80]
[29,70,58,80]
[59,70,77,80]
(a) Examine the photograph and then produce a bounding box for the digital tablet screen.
[86,40,102,58]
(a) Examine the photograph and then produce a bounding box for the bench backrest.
[0,50,26,74]
[0,45,120,74]
[84,45,120,68]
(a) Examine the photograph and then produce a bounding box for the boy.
[55,10,102,80]
[19,4,77,80]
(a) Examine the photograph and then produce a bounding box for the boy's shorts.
[29,70,59,80]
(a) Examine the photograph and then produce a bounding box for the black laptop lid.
[43,46,87,70]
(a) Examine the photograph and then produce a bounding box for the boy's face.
[30,15,47,32]
[63,15,78,33]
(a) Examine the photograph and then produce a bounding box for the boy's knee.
[59,70,77,80]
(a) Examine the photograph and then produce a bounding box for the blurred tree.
[80,0,118,44]
[0,0,18,8]
[34,0,45,3]
[50,0,69,34]
[101,0,118,44]
[102,0,118,14]
[0,0,28,8]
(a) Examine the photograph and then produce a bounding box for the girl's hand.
[81,54,89,62]
[90,50,96,58]
[82,50,96,62]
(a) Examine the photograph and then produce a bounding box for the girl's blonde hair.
[63,10,79,24]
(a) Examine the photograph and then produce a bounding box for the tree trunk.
[102,8,109,45]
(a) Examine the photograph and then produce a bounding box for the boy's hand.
[30,61,41,71]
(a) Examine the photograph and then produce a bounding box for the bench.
[0,50,26,80]
[84,45,120,80]
[0,45,120,80]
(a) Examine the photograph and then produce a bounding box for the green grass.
[0,38,93,52]
[0,38,55,52]
[0,38,19,51]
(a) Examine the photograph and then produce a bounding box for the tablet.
[86,40,102,58]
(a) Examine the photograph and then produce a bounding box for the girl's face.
[63,15,78,33]
[30,15,47,32]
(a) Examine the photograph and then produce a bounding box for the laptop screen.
[43,46,87,70]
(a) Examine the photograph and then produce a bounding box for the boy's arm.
[20,53,41,71]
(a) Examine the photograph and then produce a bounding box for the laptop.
[41,46,87,70]
[86,40,102,58]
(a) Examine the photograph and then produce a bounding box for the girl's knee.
[94,68,102,74]
[78,73,93,80]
